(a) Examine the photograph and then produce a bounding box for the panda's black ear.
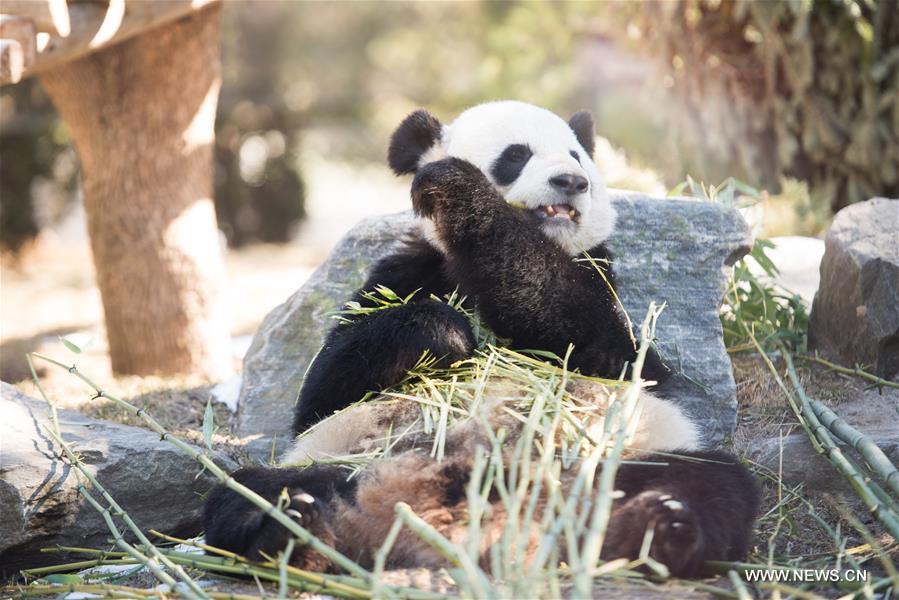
[568,111,595,158]
[388,110,443,175]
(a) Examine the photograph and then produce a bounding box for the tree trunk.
[39,4,231,379]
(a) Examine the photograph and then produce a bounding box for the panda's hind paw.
[246,488,336,571]
[604,490,704,577]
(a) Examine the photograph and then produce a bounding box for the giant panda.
[204,101,759,579]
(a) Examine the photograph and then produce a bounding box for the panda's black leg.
[602,450,759,577]
[204,465,356,571]
[293,299,475,432]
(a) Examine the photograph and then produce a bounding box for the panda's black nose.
[549,173,589,195]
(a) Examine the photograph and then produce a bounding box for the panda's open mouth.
[531,204,580,223]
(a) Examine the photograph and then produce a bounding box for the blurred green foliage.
[630,0,899,211]
[252,1,594,160]
[2,0,897,253]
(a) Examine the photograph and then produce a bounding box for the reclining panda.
[205,101,758,578]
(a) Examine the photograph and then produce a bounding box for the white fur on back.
[621,391,700,452]
[282,387,699,466]
[282,404,391,464]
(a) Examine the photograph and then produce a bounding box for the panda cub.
[205,101,758,578]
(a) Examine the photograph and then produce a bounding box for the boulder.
[809,197,899,379]
[237,191,752,460]
[0,383,237,574]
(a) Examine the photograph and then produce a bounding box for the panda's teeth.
[545,205,557,216]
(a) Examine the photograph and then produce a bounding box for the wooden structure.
[1,0,231,379]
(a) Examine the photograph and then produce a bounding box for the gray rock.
[809,197,899,379]
[237,192,751,459]
[749,387,899,496]
[0,383,237,574]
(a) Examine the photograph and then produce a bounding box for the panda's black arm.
[412,157,657,380]
[351,235,455,306]
[293,241,472,433]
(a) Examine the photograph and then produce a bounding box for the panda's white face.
[414,101,616,255]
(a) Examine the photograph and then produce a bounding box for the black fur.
[568,110,595,157]
[204,465,356,569]
[204,450,758,577]
[603,450,759,577]
[293,299,475,432]
[490,143,533,186]
[387,109,443,175]
[411,157,665,381]
[295,156,668,431]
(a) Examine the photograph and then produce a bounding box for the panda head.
[388,101,616,255]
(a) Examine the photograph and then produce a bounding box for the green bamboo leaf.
[374,285,399,300]
[43,574,83,584]
[667,181,688,197]
[59,336,82,355]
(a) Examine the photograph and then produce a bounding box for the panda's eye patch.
[570,150,580,163]
[491,144,533,186]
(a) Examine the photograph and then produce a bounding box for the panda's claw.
[292,492,315,505]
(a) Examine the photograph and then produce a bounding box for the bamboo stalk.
[30,351,372,581]
[576,304,665,597]
[27,362,208,599]
[3,582,266,600]
[810,397,899,498]
[29,353,453,600]
[780,352,899,540]
[794,354,899,390]
[3,583,151,599]
[394,502,493,599]
[21,557,138,577]
[41,426,206,599]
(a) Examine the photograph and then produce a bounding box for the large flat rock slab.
[0,383,237,574]
[809,197,899,379]
[237,192,751,459]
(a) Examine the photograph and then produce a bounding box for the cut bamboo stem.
[795,353,899,390]
[810,397,899,498]
[780,352,899,540]
[40,426,207,599]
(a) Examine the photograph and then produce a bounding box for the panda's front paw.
[410,157,492,218]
